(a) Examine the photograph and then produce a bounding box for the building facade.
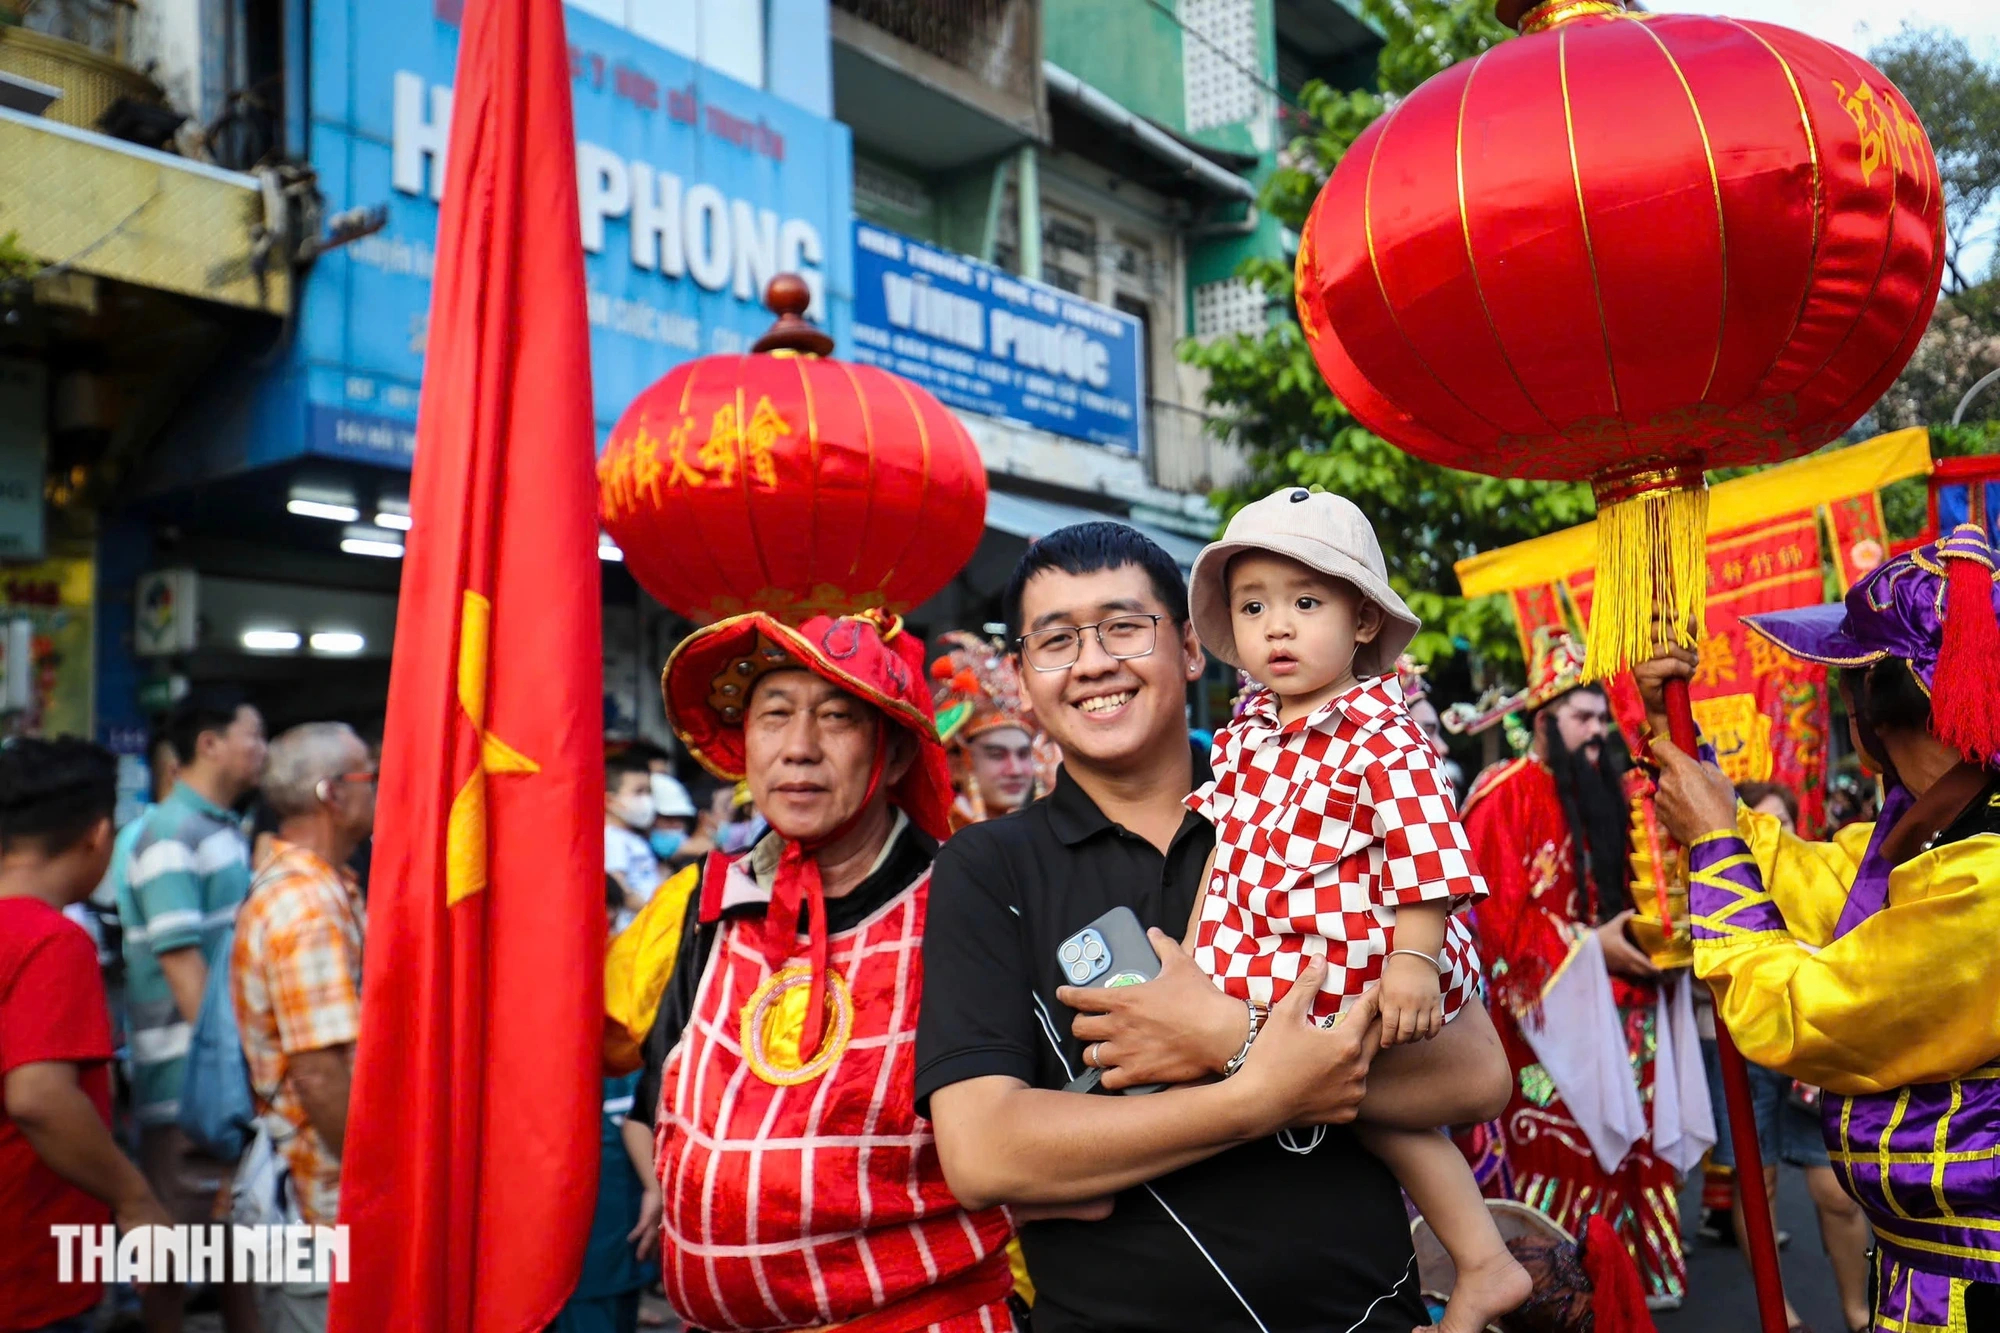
[1,0,1385,759]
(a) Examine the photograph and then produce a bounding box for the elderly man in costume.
[1460,629,1689,1309]
[1647,523,2000,1333]
[605,609,1017,1332]
[930,632,1052,829]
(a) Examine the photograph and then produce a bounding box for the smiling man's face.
[1014,563,1202,777]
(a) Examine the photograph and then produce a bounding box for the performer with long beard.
[1648,524,2000,1333]
[1460,630,1684,1310]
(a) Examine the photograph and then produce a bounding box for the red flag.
[329,0,603,1326]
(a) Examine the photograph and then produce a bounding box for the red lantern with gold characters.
[598,276,989,625]
[1295,0,1944,678]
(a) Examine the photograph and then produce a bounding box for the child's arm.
[1182,847,1218,952]
[1378,902,1448,1048]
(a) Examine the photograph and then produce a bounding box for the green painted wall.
[1043,0,1186,130]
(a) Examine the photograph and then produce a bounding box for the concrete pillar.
[1015,143,1041,280]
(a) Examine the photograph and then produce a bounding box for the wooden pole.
[1663,675,1789,1333]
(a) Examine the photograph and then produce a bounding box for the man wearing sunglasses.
[917,523,1512,1332]
[231,723,376,1333]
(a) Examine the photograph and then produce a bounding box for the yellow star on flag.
[445,590,540,905]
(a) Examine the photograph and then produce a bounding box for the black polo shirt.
[916,763,1425,1333]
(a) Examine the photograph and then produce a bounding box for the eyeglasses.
[332,769,379,787]
[1017,614,1164,673]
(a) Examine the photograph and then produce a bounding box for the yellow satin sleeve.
[1736,810,1873,949]
[602,863,703,1074]
[1696,815,2000,1095]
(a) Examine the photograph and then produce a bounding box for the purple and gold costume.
[1686,523,2000,1333]
[1690,789,2000,1333]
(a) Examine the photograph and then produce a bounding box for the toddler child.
[1184,486,1530,1333]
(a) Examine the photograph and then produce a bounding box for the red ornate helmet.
[930,632,1035,748]
[663,609,954,843]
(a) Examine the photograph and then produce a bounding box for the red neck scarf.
[759,727,889,1057]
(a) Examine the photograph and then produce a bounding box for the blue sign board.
[849,221,1144,454]
[299,0,853,466]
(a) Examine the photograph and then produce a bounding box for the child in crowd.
[1184,487,1530,1333]
[605,753,663,932]
[1,738,173,1333]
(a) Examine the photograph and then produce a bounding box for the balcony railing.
[1149,397,1250,496]
[2,0,162,131]
[832,0,1040,100]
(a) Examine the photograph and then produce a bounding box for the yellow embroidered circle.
[739,964,854,1086]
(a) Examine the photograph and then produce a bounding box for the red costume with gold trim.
[649,611,1014,1332]
[657,853,1013,1332]
[1463,754,1684,1306]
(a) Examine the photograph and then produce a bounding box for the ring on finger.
[1086,1042,1101,1068]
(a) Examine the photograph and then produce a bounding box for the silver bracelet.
[1387,948,1444,973]
[1221,1000,1269,1078]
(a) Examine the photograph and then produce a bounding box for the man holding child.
[918,516,1515,1333]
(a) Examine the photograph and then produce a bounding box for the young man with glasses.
[231,723,376,1333]
[917,523,1512,1332]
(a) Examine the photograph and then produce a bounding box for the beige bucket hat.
[1189,486,1420,677]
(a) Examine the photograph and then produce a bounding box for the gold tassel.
[1584,466,1709,681]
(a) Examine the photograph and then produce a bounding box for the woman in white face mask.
[606,756,663,931]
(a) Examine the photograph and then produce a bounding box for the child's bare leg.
[1357,1123,1530,1333]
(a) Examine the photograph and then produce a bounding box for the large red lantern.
[1296,0,1944,675]
[598,277,989,624]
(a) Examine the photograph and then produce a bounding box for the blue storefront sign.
[849,221,1144,455]
[299,0,853,466]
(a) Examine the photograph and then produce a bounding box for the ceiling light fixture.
[340,537,405,559]
[374,511,413,532]
[288,499,361,522]
[242,629,302,652]
[309,631,366,655]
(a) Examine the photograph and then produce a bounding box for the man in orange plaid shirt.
[232,723,375,1333]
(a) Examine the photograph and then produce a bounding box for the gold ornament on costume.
[739,964,854,1087]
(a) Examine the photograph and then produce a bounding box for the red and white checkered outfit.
[1187,675,1485,1026]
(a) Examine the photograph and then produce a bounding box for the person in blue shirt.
[117,688,266,1333]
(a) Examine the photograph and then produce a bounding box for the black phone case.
[1058,906,1166,1096]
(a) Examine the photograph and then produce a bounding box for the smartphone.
[1057,906,1165,1096]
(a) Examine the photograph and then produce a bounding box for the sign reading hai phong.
[301,0,854,465]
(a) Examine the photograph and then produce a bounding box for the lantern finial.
[752,273,835,357]
[1503,0,1624,34]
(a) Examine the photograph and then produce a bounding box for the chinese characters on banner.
[1510,511,1831,834]
[1460,430,1934,840]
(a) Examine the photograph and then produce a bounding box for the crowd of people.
[3,493,1997,1333]
[1,693,375,1333]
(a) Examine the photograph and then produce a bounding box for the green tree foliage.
[1184,7,2000,691]
[1868,26,2000,316]
[1182,0,1570,685]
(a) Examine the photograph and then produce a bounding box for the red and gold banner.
[1827,492,1891,592]
[1688,515,1829,833]
[1458,431,1934,835]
